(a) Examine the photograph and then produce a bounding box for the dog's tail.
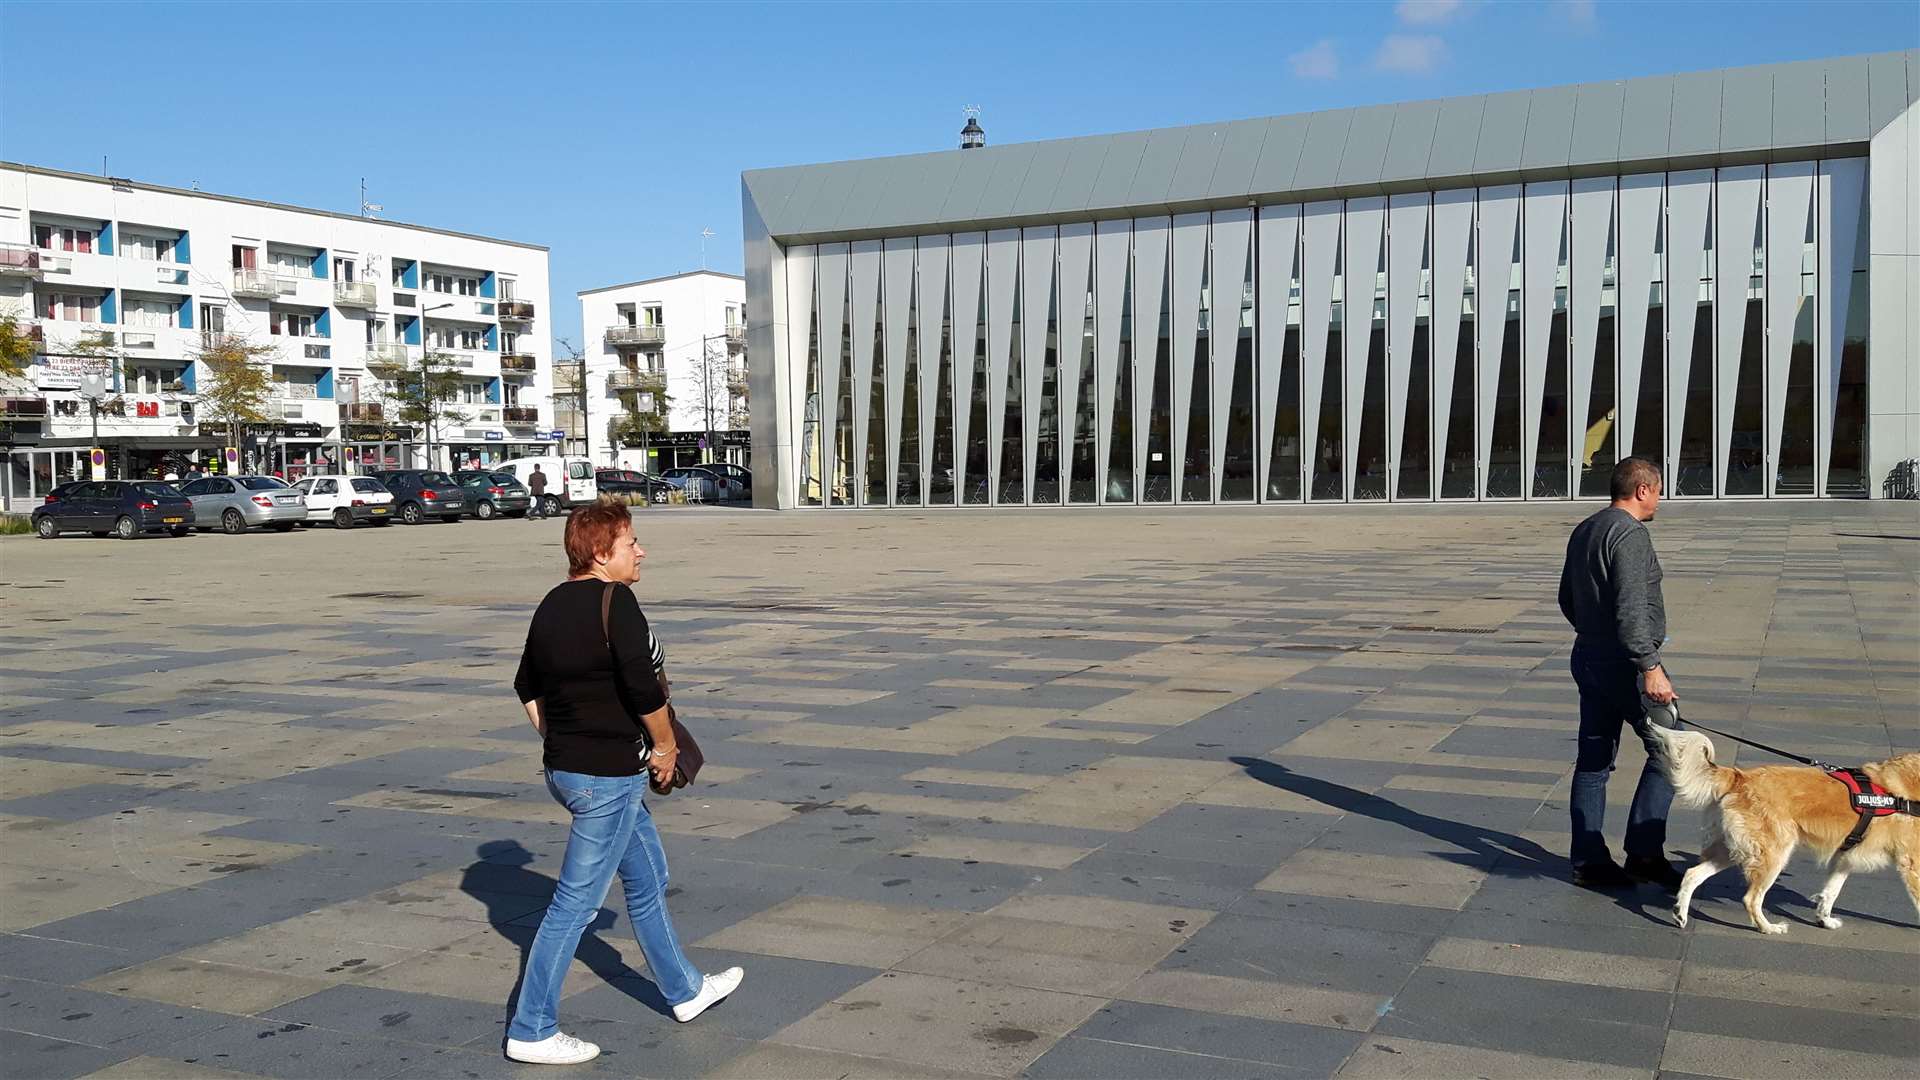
[1647,725,1738,807]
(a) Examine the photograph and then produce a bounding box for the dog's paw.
[1672,906,1689,928]
[1818,915,1844,930]
[1757,919,1789,935]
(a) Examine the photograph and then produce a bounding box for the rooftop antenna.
[700,227,715,271]
[359,178,383,218]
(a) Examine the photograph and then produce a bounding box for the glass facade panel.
[1535,213,1571,499]
[1142,244,1173,504]
[801,278,822,506]
[864,285,887,506]
[1726,206,1766,496]
[1579,271,1618,497]
[1000,279,1025,504]
[963,269,990,504]
[1265,240,1303,501]
[1222,247,1257,502]
[1777,216,1817,495]
[1107,256,1136,502]
[1069,276,1098,503]
[1488,230,1524,499]
[1182,258,1211,502]
[1033,265,1062,505]
[898,275,923,506]
[929,273,956,505]
[1355,257,1388,500]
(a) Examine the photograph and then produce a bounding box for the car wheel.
[115,515,139,540]
[221,508,246,535]
[169,526,190,538]
[270,522,296,532]
[34,517,58,539]
[543,494,562,516]
[332,508,355,529]
[475,500,496,520]
[400,501,423,524]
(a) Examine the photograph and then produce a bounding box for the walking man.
[527,464,549,521]
[1557,456,1683,891]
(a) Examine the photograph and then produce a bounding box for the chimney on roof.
[959,106,985,150]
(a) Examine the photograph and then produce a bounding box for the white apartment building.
[575,271,747,471]
[0,163,554,509]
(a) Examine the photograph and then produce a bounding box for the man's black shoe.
[1572,859,1636,890]
[1624,855,1684,893]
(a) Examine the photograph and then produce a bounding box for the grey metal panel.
[949,233,985,500]
[916,235,950,493]
[1714,166,1763,494]
[1209,209,1252,500]
[1519,87,1578,172]
[1380,100,1440,186]
[829,159,904,233]
[1475,184,1521,496]
[1911,48,1920,105]
[1343,198,1385,498]
[1819,158,1866,493]
[1425,95,1486,181]
[849,239,883,502]
[783,244,816,506]
[1169,212,1208,500]
[1868,50,1910,132]
[1617,76,1674,165]
[985,228,1020,495]
[1668,71,1724,159]
[1057,223,1094,489]
[1769,61,1828,151]
[1131,218,1170,494]
[1386,193,1427,497]
[882,238,916,504]
[1719,69,1774,153]
[971,143,1040,222]
[1255,205,1300,495]
[1020,227,1056,501]
[1664,170,1712,467]
[778,165,839,240]
[1429,189,1474,479]
[1166,125,1229,205]
[1086,132,1149,212]
[1472,91,1532,181]
[1248,113,1310,197]
[1008,139,1078,219]
[1048,136,1113,216]
[1824,55,1872,143]
[1126,129,1190,210]
[1521,181,1568,492]
[1093,220,1130,499]
[1615,174,1663,456]
[1299,200,1342,480]
[1293,111,1353,191]
[1763,164,1812,496]
[1335,105,1398,190]
[1568,82,1626,168]
[815,244,849,503]
[1567,178,1614,486]
[935,149,1004,223]
[1208,119,1270,199]
[742,168,805,230]
[802,161,874,234]
[864,154,959,235]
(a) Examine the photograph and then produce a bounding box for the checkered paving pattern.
[2,502,1916,1079]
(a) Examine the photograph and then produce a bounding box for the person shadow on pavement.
[463,840,677,1023]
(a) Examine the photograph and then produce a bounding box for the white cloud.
[1560,0,1598,28]
[1289,39,1340,80]
[1374,34,1447,75]
[1396,0,1465,25]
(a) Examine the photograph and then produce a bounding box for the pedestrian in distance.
[504,501,742,1065]
[527,464,548,520]
[1557,456,1685,892]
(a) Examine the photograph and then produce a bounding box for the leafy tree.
[192,333,276,449]
[388,350,471,461]
[0,309,35,382]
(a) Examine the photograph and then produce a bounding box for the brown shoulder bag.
[601,583,703,795]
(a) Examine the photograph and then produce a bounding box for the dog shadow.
[464,839,676,1024]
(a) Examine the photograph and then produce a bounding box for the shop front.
[341,423,423,474]
[611,429,750,473]
[4,435,223,510]
[449,431,563,471]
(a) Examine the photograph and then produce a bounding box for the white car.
[497,455,597,515]
[289,474,395,528]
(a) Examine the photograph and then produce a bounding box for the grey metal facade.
[742,52,1920,509]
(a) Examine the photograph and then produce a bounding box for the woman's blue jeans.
[507,770,703,1041]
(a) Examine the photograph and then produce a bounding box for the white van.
[498,455,597,514]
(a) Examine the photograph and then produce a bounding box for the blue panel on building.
[316,309,331,338]
[312,249,327,278]
[401,260,418,289]
[176,231,191,264]
[316,368,334,399]
[484,325,498,351]
[480,271,497,299]
[402,316,420,345]
[181,363,197,393]
[486,377,501,404]
[178,296,193,330]
[100,290,116,324]
[97,223,113,255]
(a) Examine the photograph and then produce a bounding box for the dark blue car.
[33,480,195,539]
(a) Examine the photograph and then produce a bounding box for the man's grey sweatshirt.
[1558,506,1667,672]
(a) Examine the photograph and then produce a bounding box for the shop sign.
[484,431,503,441]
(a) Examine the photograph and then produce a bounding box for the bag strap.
[600,581,615,652]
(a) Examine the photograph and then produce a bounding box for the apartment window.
[503,381,521,405]
[392,262,408,286]
[365,319,387,345]
[459,328,482,350]
[333,257,356,282]
[644,351,663,374]
[431,326,458,349]
[121,233,177,263]
[231,244,258,270]
[33,224,95,253]
[41,292,100,322]
[725,304,741,325]
[124,365,182,394]
[269,249,307,276]
[457,276,479,297]
[270,311,316,337]
[198,303,224,335]
[458,379,487,405]
[642,305,663,327]
[124,297,177,329]
[499,278,516,300]
[501,331,518,353]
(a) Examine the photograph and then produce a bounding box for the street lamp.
[420,302,454,469]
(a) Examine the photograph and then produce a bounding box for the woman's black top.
[514,579,668,777]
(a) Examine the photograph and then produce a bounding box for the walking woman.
[505,499,742,1065]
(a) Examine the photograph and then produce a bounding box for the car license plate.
[163,516,184,523]
[372,506,389,514]
[276,496,298,504]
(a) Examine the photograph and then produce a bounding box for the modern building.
[740,51,1919,510]
[0,163,554,509]
[576,271,748,471]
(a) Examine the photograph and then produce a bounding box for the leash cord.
[1670,707,1836,771]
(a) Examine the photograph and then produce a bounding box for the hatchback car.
[369,470,467,524]
[454,470,533,519]
[178,475,306,534]
[33,480,194,539]
[661,467,747,503]
[595,469,675,504]
[289,474,395,528]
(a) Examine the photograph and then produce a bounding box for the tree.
[0,309,35,383]
[609,364,669,468]
[388,350,470,467]
[192,334,276,450]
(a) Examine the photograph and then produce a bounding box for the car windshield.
[418,472,456,486]
[134,482,182,498]
[239,477,287,490]
[351,479,385,493]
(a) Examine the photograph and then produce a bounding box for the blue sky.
[2,1,1913,347]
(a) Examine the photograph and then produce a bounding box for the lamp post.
[420,302,453,469]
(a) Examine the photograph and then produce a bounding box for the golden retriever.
[1651,726,1920,934]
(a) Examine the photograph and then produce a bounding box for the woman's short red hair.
[563,498,633,575]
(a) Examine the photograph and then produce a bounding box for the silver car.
[178,475,308,534]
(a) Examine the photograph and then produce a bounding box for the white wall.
[576,271,744,463]
[1869,99,1919,495]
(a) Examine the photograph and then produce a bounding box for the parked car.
[369,470,467,524]
[289,474,395,528]
[702,463,752,488]
[32,480,194,539]
[454,470,533,519]
[497,455,597,516]
[661,466,747,503]
[177,475,306,534]
[595,469,675,504]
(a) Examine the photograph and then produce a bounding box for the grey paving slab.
[0,1028,133,1080]
[0,934,142,986]
[1025,1035,1309,1080]
[1160,913,1434,996]
[1069,1000,1363,1072]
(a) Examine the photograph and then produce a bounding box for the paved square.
[2,501,1916,1079]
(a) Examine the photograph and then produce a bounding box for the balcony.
[725,321,746,345]
[498,300,536,322]
[232,268,295,298]
[727,365,748,393]
[503,406,539,426]
[606,368,666,393]
[500,352,537,373]
[121,331,159,351]
[334,280,377,307]
[275,383,319,400]
[344,402,384,422]
[605,324,665,347]
[0,243,43,278]
[152,264,190,287]
[366,342,414,372]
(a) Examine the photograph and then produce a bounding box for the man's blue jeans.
[507,770,703,1041]
[1569,646,1675,867]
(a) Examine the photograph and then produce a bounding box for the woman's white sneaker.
[506,1031,600,1065]
[672,967,744,1022]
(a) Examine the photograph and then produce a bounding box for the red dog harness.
[1829,768,1918,852]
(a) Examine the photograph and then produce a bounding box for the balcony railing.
[500,352,537,372]
[334,280,377,307]
[366,342,413,371]
[605,324,665,347]
[503,406,539,425]
[303,343,331,360]
[153,264,190,287]
[727,366,748,392]
[725,321,746,344]
[344,402,384,422]
[233,268,295,298]
[0,243,43,277]
[122,331,159,350]
[276,383,319,400]
[498,300,536,321]
[606,368,666,392]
